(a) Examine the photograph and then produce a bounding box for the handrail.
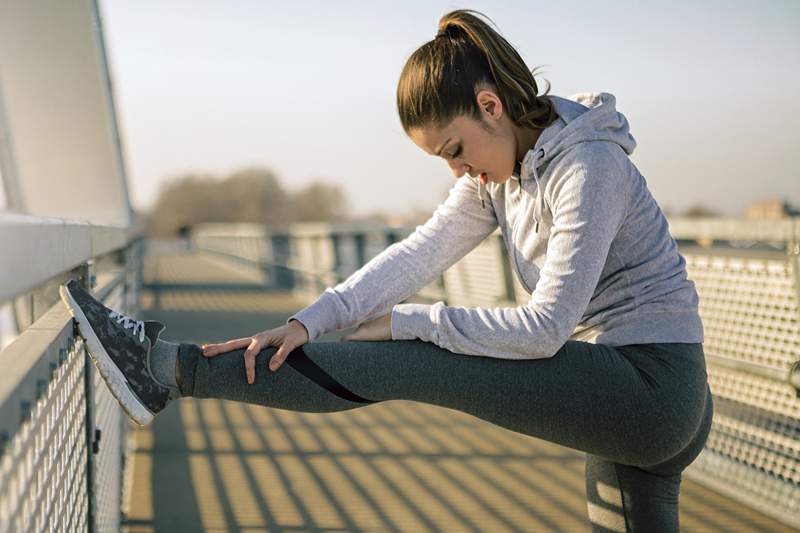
[667,216,800,246]
[0,211,135,303]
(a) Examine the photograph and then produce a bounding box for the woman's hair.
[397,9,556,134]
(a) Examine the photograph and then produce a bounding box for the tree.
[683,204,720,218]
[225,168,291,224]
[144,168,352,236]
[146,173,221,236]
[288,180,350,222]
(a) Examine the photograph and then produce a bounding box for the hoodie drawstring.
[475,147,545,226]
[529,148,545,233]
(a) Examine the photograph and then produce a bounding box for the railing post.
[331,233,343,284]
[355,232,367,267]
[789,218,800,398]
[270,233,293,290]
[80,262,98,533]
[385,228,399,246]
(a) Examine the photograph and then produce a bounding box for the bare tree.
[146,173,221,236]
[288,180,350,222]
[145,168,352,236]
[683,204,720,218]
[225,168,291,224]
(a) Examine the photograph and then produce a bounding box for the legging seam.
[612,462,632,533]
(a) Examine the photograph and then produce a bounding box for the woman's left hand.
[342,313,392,341]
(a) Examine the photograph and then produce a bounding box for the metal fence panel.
[681,247,800,526]
[444,233,509,308]
[0,316,89,533]
[0,217,142,533]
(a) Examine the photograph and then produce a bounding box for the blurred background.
[1,2,798,532]
[6,0,797,236]
[102,0,800,231]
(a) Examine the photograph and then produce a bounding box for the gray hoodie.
[287,92,703,359]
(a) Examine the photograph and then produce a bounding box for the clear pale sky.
[99,0,799,218]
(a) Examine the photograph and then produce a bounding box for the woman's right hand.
[201,319,310,384]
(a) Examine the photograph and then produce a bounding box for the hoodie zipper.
[510,200,534,294]
[509,148,545,295]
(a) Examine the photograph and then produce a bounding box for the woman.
[61,9,713,532]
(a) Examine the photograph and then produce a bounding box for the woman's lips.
[480,172,488,185]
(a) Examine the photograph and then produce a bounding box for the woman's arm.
[286,175,498,341]
[391,143,630,359]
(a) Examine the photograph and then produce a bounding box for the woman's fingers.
[202,337,250,357]
[199,324,306,384]
[243,337,262,384]
[268,341,294,372]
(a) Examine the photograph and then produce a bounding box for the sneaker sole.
[60,284,154,426]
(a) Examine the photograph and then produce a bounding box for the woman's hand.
[342,313,392,342]
[201,319,310,384]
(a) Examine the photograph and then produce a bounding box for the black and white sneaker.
[59,279,179,426]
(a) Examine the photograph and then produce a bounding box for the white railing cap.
[0,211,136,302]
[667,216,800,244]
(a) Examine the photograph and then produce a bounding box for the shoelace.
[109,310,146,344]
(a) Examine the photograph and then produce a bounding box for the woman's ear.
[476,89,503,121]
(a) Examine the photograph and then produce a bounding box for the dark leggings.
[175,339,713,532]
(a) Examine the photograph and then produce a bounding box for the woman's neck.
[514,126,543,165]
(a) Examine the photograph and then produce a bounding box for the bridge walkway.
[121,246,795,532]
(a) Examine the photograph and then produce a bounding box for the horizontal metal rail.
[667,216,800,248]
[705,352,793,384]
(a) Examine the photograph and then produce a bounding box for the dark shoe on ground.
[59,279,179,426]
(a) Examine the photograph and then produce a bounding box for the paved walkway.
[122,245,796,532]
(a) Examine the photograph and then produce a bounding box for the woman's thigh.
[349,339,711,467]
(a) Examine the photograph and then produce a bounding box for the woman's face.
[408,90,519,186]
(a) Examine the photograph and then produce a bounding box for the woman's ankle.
[175,343,200,397]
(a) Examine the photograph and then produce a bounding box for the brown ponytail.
[397,9,556,134]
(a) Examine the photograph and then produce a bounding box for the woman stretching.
[60,9,713,532]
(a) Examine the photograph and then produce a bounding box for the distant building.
[745,198,799,219]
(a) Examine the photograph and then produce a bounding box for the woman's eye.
[449,145,463,159]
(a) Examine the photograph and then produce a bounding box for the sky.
[99,0,799,218]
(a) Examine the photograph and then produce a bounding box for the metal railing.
[192,222,444,303]
[0,212,143,533]
[192,217,800,529]
[669,217,800,526]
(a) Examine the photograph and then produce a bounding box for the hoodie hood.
[504,91,637,232]
[533,92,637,164]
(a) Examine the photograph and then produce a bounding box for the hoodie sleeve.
[286,176,498,341]
[390,144,629,358]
